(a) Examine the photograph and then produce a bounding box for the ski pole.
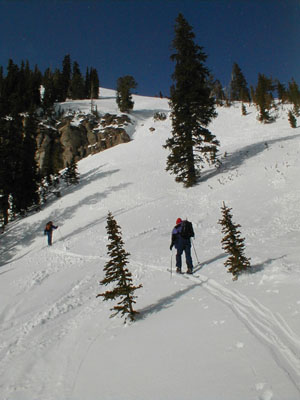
[170,251,173,279]
[192,239,200,266]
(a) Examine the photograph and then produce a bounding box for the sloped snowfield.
[1,89,300,400]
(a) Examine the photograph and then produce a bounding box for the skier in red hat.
[170,217,194,274]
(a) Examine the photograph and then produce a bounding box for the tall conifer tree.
[70,62,85,99]
[288,78,300,116]
[164,14,219,187]
[116,75,137,112]
[253,74,275,123]
[276,80,288,104]
[85,67,91,99]
[90,68,99,99]
[62,54,72,100]
[97,212,142,322]
[230,63,250,102]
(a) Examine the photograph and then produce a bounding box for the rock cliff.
[36,112,132,174]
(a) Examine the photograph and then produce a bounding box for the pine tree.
[164,13,219,187]
[288,110,297,128]
[230,63,250,103]
[253,74,275,123]
[85,67,100,99]
[241,103,247,116]
[116,75,137,112]
[85,67,91,99]
[97,212,142,322]
[218,202,251,280]
[276,80,288,104]
[52,68,65,102]
[209,78,226,106]
[42,68,56,112]
[90,68,99,99]
[61,54,72,100]
[288,78,300,116]
[70,62,85,100]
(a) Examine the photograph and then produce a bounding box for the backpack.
[45,222,52,231]
[180,220,194,239]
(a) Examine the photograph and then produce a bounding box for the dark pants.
[176,241,193,271]
[46,231,53,246]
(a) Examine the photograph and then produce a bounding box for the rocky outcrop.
[36,112,132,174]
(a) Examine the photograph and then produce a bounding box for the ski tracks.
[184,273,300,394]
[0,247,103,399]
[144,261,300,395]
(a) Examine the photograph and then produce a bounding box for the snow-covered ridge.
[0,89,300,400]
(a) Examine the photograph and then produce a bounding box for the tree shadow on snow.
[0,165,131,268]
[248,255,286,274]
[137,283,202,320]
[199,133,300,183]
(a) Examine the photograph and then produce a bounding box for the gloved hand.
[170,244,173,251]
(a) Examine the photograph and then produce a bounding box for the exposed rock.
[153,112,167,121]
[35,112,132,173]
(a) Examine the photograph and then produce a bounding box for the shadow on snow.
[199,133,300,183]
[137,283,203,320]
[0,165,131,268]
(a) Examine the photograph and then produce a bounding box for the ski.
[167,269,200,278]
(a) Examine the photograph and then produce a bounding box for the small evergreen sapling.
[288,110,297,128]
[241,103,247,116]
[97,212,142,322]
[218,202,251,280]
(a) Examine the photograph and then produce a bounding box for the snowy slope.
[1,88,300,400]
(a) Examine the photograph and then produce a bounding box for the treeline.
[0,54,99,117]
[0,112,40,225]
[210,62,300,123]
[42,55,99,111]
[0,55,95,228]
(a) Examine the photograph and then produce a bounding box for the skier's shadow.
[138,283,202,320]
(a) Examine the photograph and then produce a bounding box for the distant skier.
[170,217,195,274]
[44,221,58,246]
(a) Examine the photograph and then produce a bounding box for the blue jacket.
[171,223,190,249]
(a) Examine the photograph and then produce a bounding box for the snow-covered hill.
[1,88,300,400]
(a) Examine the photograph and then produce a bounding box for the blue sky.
[0,0,299,97]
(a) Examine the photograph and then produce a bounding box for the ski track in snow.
[164,268,300,395]
[0,248,104,398]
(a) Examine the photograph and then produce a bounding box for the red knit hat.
[176,218,182,225]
